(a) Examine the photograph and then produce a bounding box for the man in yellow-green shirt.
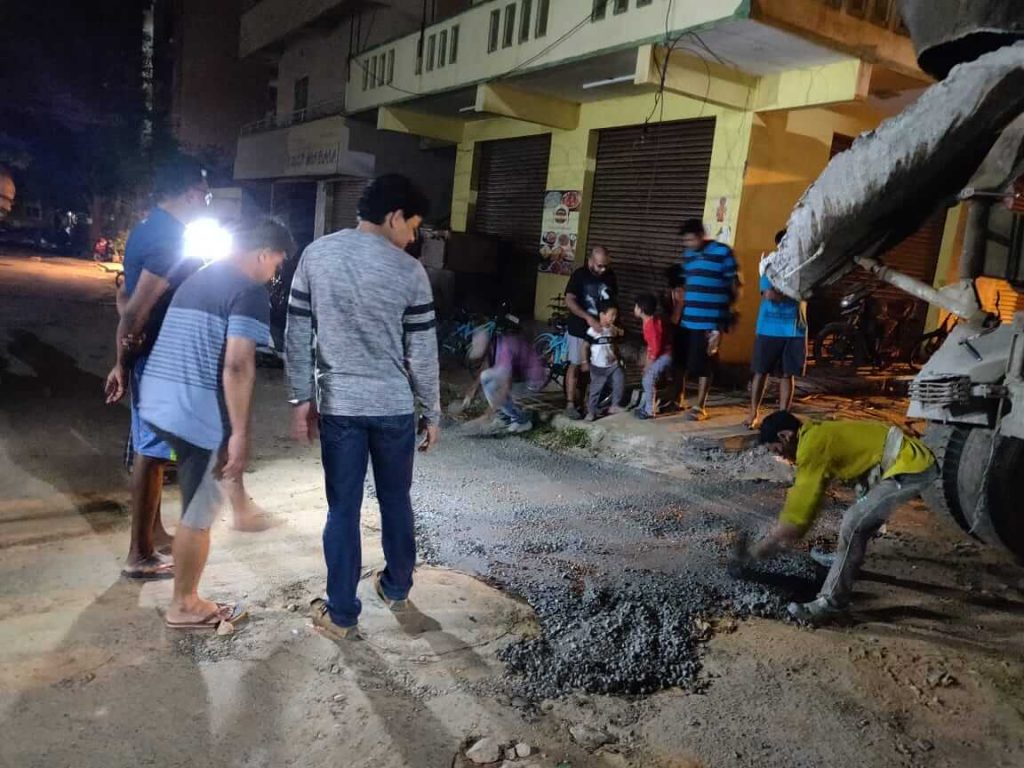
[732,411,938,624]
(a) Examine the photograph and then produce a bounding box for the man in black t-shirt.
[563,246,618,419]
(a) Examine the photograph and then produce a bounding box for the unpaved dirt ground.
[1,252,1023,768]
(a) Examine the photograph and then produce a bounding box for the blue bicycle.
[531,295,571,391]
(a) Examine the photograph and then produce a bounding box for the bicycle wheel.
[531,334,559,392]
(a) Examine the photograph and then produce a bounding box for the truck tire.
[923,424,1024,561]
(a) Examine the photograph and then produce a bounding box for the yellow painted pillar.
[925,204,964,331]
[534,127,594,322]
[449,141,475,233]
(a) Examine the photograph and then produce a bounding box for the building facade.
[233,0,464,254]
[333,0,985,360]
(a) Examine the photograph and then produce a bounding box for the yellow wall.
[725,103,880,363]
[451,90,754,324]
[447,72,892,363]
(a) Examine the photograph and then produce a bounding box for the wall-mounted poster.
[538,190,581,276]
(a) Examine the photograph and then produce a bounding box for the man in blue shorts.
[746,229,807,429]
[140,218,291,628]
[678,218,740,421]
[104,156,209,579]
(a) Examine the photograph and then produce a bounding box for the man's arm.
[221,336,257,480]
[404,265,441,451]
[284,254,319,442]
[104,269,170,403]
[564,292,601,331]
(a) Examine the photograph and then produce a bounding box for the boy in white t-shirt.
[585,301,625,421]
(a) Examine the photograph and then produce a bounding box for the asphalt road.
[2,250,1023,768]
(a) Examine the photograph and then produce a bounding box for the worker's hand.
[764,288,785,301]
[104,364,126,404]
[418,422,440,452]
[290,401,320,443]
[586,315,603,332]
[219,433,249,481]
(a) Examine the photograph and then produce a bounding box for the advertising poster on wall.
[538,190,582,276]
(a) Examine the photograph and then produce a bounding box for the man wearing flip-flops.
[139,218,292,629]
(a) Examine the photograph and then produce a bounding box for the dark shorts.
[671,326,688,369]
[151,427,224,530]
[752,335,807,376]
[682,328,717,378]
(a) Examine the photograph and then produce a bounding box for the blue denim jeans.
[319,413,417,627]
[641,353,674,414]
[480,367,528,423]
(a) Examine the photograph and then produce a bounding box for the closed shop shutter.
[812,134,945,338]
[471,134,551,315]
[586,117,715,333]
[326,176,368,234]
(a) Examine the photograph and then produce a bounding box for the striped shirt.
[284,228,440,425]
[140,260,271,449]
[680,240,739,331]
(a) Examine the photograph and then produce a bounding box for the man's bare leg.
[565,363,581,414]
[779,375,796,411]
[126,455,170,572]
[153,498,173,553]
[224,476,275,532]
[695,376,712,412]
[746,373,768,428]
[165,524,218,623]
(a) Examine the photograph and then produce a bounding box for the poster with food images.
[538,190,581,276]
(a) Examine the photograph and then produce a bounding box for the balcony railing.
[346,0,745,113]
[240,96,347,135]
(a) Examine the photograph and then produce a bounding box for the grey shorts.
[152,426,224,530]
[566,333,588,366]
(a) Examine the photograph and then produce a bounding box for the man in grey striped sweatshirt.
[285,174,440,640]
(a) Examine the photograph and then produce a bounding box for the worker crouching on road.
[731,411,938,625]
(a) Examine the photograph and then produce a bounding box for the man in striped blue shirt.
[140,218,292,629]
[678,218,740,421]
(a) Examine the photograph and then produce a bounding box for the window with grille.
[293,76,309,109]
[502,4,516,48]
[535,0,548,37]
[519,0,532,42]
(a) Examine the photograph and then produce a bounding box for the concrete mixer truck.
[764,0,1024,560]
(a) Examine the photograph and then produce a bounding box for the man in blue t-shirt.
[104,156,209,579]
[746,229,807,430]
[678,218,740,421]
[140,218,291,629]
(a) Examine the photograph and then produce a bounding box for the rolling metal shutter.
[586,118,715,333]
[326,176,368,234]
[471,134,551,314]
[814,134,945,337]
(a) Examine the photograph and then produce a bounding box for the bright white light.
[183,218,232,263]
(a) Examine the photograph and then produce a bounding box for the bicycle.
[439,302,516,368]
[531,294,572,392]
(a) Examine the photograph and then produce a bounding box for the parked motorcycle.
[813,283,920,369]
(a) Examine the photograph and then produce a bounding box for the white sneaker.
[507,420,533,434]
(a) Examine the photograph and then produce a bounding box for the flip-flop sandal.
[121,561,174,581]
[165,601,248,630]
